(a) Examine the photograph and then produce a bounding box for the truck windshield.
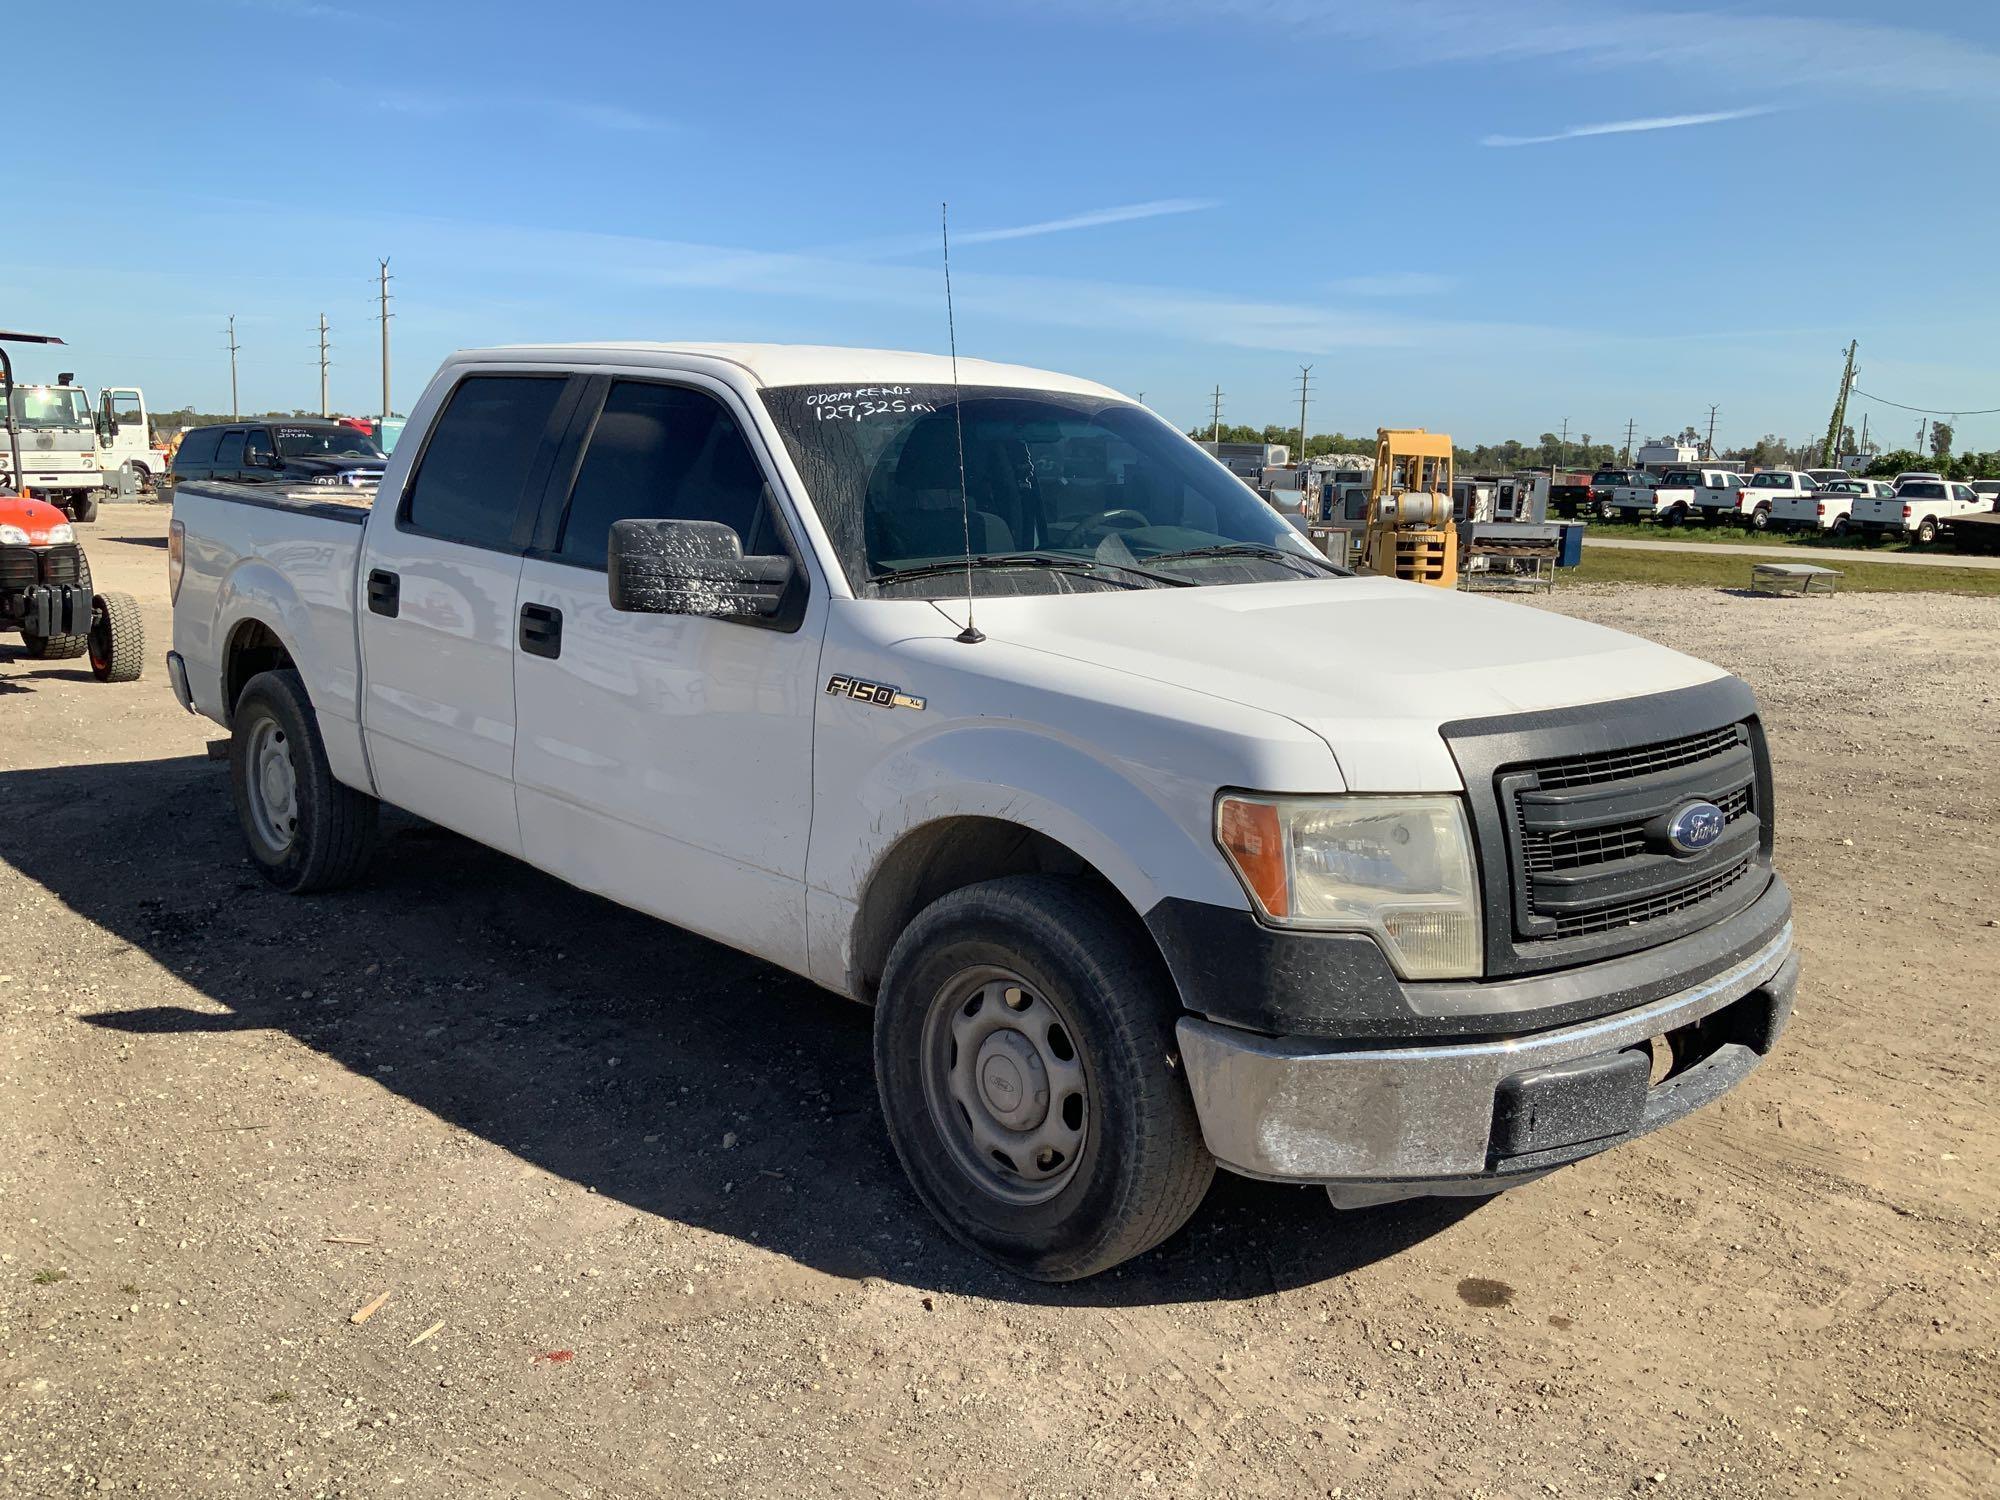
[6,387,92,429]
[276,426,384,459]
[759,383,1334,596]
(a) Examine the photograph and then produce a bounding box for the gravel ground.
[2,507,1996,1498]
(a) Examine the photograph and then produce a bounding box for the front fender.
[806,721,1257,996]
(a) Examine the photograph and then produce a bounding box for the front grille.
[0,544,35,590]
[0,542,83,588]
[1551,855,1753,937]
[1526,723,1744,790]
[1505,722,1761,947]
[1522,783,1751,874]
[40,543,84,585]
[1442,679,1773,976]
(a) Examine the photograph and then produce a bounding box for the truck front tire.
[873,875,1214,1281]
[230,668,378,893]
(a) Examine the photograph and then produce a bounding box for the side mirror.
[607,518,798,626]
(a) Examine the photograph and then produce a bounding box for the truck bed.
[170,480,372,740]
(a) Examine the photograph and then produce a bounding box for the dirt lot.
[3,503,1996,1498]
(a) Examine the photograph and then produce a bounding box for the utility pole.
[1135,390,1145,406]
[1295,364,1313,463]
[1622,417,1636,465]
[1209,385,1223,446]
[1858,411,1869,457]
[1558,417,1569,469]
[225,315,241,420]
[1819,339,1857,467]
[377,257,394,423]
[1917,417,1928,453]
[1704,404,1718,459]
[318,314,331,419]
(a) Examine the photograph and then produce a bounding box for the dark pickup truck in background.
[168,420,386,493]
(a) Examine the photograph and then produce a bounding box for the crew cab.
[1772,477,1893,535]
[167,343,1798,1281]
[1608,467,1733,526]
[1601,471,1660,520]
[169,419,386,493]
[1853,478,1988,543]
[1580,468,1644,521]
[1735,471,1819,532]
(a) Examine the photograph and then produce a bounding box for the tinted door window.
[214,430,245,470]
[175,428,221,471]
[554,381,777,570]
[404,375,568,551]
[243,429,275,469]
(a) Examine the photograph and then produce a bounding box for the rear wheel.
[1748,505,1771,532]
[74,492,99,523]
[1595,498,1615,522]
[1915,517,1939,545]
[88,592,144,682]
[230,668,378,893]
[1831,516,1851,538]
[874,875,1213,1282]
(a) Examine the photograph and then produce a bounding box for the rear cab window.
[402,374,571,551]
[214,430,246,469]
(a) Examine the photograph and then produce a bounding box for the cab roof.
[449,342,1128,400]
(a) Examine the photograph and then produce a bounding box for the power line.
[1850,386,2000,417]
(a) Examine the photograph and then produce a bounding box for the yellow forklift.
[1358,427,1458,587]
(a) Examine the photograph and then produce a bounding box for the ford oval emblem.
[1666,800,1726,854]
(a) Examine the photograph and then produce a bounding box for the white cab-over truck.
[168,343,1799,1281]
[0,381,158,517]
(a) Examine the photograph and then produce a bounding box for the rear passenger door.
[510,374,823,973]
[357,371,582,857]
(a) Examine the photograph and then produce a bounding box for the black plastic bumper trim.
[1145,871,1792,1042]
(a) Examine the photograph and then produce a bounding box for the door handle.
[366,568,399,617]
[519,601,563,659]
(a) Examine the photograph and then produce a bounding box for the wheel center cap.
[974,1029,1049,1132]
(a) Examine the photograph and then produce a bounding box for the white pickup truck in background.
[1610,467,1742,527]
[1852,478,1988,543]
[167,341,1799,1281]
[1734,471,1819,532]
[1771,477,1893,536]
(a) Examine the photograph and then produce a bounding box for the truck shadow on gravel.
[4,755,1477,1307]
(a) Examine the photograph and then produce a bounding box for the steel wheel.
[921,966,1089,1206]
[244,714,300,856]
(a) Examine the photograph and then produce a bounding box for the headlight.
[305,474,342,486]
[1217,794,1483,979]
[0,523,28,545]
[46,522,75,544]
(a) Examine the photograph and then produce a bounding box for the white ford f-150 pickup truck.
[167,343,1798,1281]
[1851,479,1986,544]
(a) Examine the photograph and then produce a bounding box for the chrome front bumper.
[1176,923,1796,1196]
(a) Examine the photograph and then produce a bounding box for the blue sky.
[5,0,1996,452]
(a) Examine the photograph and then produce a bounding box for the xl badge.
[826,674,926,712]
[1665,800,1725,854]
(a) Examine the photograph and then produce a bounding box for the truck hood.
[953,576,1729,791]
[289,455,384,474]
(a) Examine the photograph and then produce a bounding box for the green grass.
[31,1268,68,1286]
[1582,519,1922,553]
[1571,548,2000,595]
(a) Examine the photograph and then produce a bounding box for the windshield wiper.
[870,552,1189,589]
[1144,541,1345,576]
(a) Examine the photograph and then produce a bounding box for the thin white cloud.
[1041,1,2000,98]
[1481,106,1779,148]
[954,198,1219,246]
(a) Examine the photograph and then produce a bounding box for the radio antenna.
[941,201,984,644]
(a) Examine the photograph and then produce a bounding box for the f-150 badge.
[826,674,926,712]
